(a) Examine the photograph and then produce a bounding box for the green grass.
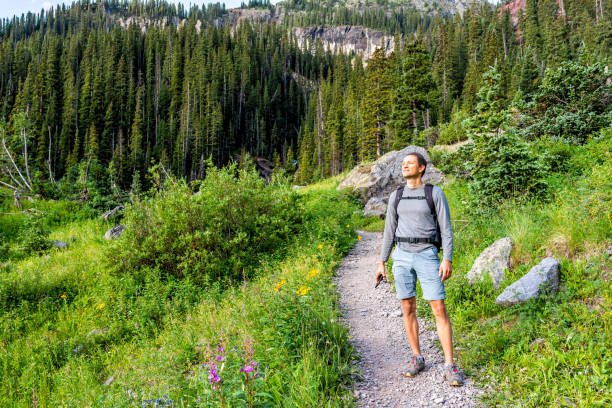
[0,176,365,407]
[383,156,611,407]
[2,140,610,407]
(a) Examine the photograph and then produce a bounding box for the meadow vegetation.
[0,167,368,407]
[418,124,612,406]
[1,125,610,406]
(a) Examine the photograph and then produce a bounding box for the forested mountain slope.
[0,0,610,200]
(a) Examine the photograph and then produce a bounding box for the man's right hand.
[375,262,387,283]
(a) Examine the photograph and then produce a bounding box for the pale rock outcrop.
[104,225,125,240]
[363,197,387,218]
[337,145,445,203]
[227,6,283,32]
[466,237,514,289]
[495,257,560,306]
[292,25,395,60]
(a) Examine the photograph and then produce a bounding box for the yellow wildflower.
[317,244,323,249]
[97,303,105,310]
[358,235,362,241]
[61,293,67,299]
[346,224,350,228]
[96,226,100,230]
[306,269,320,280]
[17,265,22,269]
[273,280,286,292]
[296,286,311,296]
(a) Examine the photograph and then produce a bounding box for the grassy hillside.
[0,169,374,407]
[417,129,611,406]
[1,127,610,407]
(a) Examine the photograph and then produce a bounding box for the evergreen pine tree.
[361,47,391,161]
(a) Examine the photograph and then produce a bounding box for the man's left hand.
[439,260,452,282]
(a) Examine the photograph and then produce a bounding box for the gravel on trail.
[333,230,483,407]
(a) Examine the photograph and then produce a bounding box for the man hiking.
[375,152,463,386]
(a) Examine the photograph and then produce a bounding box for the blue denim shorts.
[391,247,445,300]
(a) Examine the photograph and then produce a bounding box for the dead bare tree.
[0,122,33,193]
[47,126,56,186]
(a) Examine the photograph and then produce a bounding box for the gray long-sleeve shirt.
[379,184,453,263]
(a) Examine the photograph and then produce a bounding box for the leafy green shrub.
[57,160,117,209]
[468,130,547,203]
[462,66,547,203]
[0,234,9,261]
[414,127,439,147]
[109,164,303,285]
[530,137,576,174]
[437,109,468,145]
[20,215,51,254]
[515,59,612,145]
[568,124,612,175]
[432,142,474,180]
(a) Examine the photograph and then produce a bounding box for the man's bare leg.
[401,297,421,355]
[430,299,453,364]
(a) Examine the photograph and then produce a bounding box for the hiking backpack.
[393,183,442,251]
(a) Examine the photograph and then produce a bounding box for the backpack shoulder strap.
[425,183,442,250]
[424,184,436,219]
[393,186,404,223]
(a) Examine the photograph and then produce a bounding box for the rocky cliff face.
[500,0,566,26]
[220,6,284,32]
[110,2,474,61]
[499,0,527,26]
[292,25,396,60]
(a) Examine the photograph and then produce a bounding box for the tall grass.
[0,171,364,407]
[413,139,612,406]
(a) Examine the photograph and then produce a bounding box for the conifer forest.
[0,0,609,198]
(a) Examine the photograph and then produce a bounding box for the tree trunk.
[412,102,418,135]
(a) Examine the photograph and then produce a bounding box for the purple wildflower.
[240,365,255,373]
[208,364,221,384]
[208,370,221,384]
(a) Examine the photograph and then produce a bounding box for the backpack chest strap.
[394,236,439,244]
[399,196,427,200]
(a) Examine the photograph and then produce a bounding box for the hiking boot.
[443,363,464,386]
[404,355,425,377]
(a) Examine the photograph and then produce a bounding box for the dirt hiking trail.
[334,231,484,407]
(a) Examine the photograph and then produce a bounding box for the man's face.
[401,155,425,178]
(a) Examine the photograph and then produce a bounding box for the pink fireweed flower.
[208,370,221,383]
[208,365,221,384]
[216,345,226,362]
[240,365,255,373]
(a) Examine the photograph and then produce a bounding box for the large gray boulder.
[104,225,125,240]
[337,146,445,203]
[363,197,387,218]
[495,258,560,306]
[467,237,514,289]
